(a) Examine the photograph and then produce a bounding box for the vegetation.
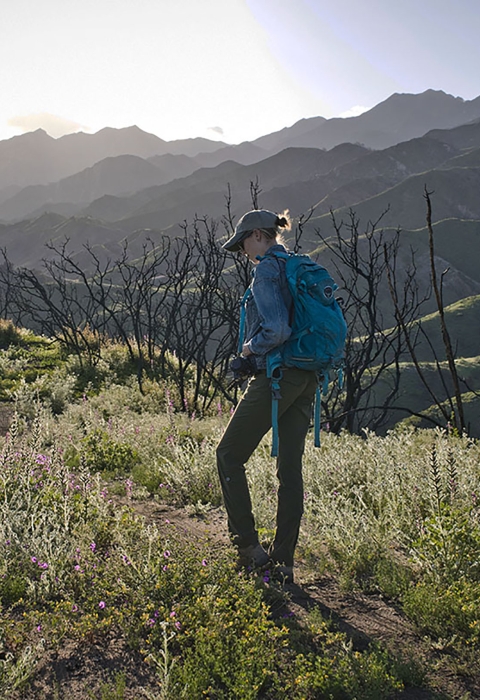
[1,328,480,698]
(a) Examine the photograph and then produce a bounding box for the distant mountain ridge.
[2,89,480,196]
[251,90,480,153]
[0,126,228,190]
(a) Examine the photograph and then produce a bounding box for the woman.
[217,209,317,584]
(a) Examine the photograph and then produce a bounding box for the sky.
[1,0,479,145]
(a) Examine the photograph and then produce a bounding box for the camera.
[229,355,258,384]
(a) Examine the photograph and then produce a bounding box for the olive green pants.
[216,368,317,567]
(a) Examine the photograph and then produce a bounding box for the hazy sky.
[1,0,479,144]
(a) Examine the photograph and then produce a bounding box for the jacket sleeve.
[244,257,291,356]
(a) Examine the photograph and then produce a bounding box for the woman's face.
[241,230,273,264]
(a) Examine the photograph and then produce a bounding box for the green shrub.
[403,578,480,644]
[78,429,141,476]
[410,504,480,584]
[0,320,24,349]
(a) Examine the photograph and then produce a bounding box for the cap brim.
[222,231,244,252]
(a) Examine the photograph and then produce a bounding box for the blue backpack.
[239,251,347,456]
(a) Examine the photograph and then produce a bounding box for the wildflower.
[175,621,181,630]
[98,601,106,609]
[40,562,49,569]
[162,565,168,572]
[31,557,37,563]
[72,604,78,612]
[36,625,42,632]
[170,611,176,618]
[89,542,96,552]
[163,550,171,558]
[202,559,208,566]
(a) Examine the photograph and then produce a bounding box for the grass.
[1,405,424,699]
[1,326,480,697]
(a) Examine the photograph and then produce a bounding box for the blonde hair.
[260,210,291,246]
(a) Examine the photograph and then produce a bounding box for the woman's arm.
[242,259,291,357]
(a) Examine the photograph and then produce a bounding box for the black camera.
[229,355,258,384]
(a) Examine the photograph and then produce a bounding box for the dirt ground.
[12,500,480,699]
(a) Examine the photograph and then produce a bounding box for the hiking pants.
[216,368,317,567]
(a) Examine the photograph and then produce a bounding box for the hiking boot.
[271,563,294,585]
[237,543,270,568]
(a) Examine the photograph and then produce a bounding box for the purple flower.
[98,601,106,609]
[201,559,208,566]
[72,604,78,612]
[89,542,96,552]
[31,556,37,563]
[163,550,171,558]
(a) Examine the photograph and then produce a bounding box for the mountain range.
[1,88,480,283]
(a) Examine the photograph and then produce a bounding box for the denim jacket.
[243,244,293,369]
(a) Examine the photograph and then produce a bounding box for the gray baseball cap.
[222,209,279,252]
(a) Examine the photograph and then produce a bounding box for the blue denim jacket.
[243,244,293,369]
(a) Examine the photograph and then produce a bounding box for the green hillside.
[311,168,480,232]
[366,357,480,435]
[412,295,480,361]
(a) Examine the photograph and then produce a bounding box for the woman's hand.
[242,343,252,357]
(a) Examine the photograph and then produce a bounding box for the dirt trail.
[131,499,480,700]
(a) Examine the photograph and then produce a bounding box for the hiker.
[217,209,318,584]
